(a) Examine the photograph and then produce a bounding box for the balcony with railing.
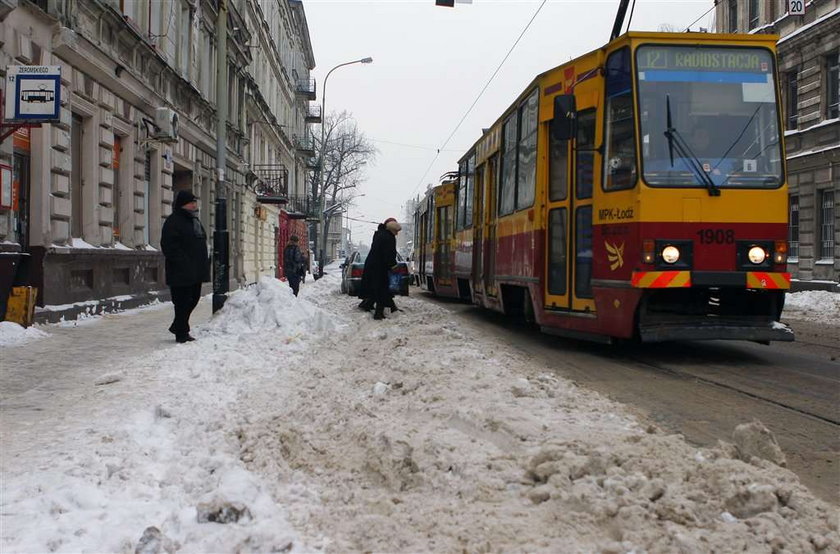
[305,103,322,123]
[296,78,316,100]
[294,134,315,157]
[284,194,317,220]
[252,164,289,204]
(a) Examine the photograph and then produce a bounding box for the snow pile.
[784,290,840,325]
[0,321,48,347]
[202,275,337,338]
[237,279,839,553]
[2,268,838,553]
[0,277,348,553]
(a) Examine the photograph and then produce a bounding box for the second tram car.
[413,30,793,343]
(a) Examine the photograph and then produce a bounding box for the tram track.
[621,355,840,427]
[423,294,840,504]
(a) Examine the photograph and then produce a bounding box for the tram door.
[483,156,499,297]
[544,98,598,313]
[434,203,453,287]
[472,163,485,296]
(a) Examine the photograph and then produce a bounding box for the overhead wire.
[409,0,549,196]
[683,2,718,31]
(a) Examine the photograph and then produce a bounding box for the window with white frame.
[177,1,191,78]
[728,0,738,32]
[818,189,835,260]
[826,51,839,120]
[788,195,799,260]
[748,0,759,30]
[785,69,798,130]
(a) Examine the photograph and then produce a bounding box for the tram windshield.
[636,45,783,190]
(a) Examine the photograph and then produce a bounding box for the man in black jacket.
[283,235,304,296]
[359,218,400,320]
[161,190,210,343]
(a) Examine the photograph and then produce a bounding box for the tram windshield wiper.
[663,95,720,197]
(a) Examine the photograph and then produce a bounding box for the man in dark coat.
[283,235,304,296]
[161,189,210,343]
[358,218,401,320]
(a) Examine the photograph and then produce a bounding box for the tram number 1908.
[696,228,735,244]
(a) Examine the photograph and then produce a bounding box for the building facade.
[0,0,317,320]
[716,0,839,286]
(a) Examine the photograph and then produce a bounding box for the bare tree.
[312,111,376,272]
[658,23,681,32]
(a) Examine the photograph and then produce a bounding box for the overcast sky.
[303,0,717,245]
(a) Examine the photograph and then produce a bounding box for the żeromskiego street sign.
[4,65,62,122]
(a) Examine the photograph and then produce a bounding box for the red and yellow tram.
[413,31,792,343]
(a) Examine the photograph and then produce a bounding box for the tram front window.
[636,45,783,189]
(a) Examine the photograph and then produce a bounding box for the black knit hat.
[174,189,197,208]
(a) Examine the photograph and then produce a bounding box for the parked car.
[340,251,410,297]
[340,251,366,296]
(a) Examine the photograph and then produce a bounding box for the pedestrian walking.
[160,189,210,343]
[300,249,310,284]
[358,218,401,320]
[283,235,305,297]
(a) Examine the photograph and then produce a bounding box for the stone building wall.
[0,0,318,318]
[716,0,839,286]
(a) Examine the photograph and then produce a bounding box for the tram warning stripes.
[631,271,691,288]
[631,271,791,289]
[746,272,791,290]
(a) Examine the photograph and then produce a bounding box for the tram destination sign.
[4,65,62,122]
[638,48,771,74]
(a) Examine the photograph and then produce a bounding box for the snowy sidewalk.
[1,298,210,409]
[1,273,838,553]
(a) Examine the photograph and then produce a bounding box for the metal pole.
[212,0,229,313]
[341,209,347,259]
[317,57,372,278]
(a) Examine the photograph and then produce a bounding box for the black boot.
[358,299,374,311]
[373,304,386,320]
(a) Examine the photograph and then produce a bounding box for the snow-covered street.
[1,270,838,553]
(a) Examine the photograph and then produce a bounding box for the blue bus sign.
[4,65,61,122]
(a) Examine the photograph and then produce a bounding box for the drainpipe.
[212,0,229,313]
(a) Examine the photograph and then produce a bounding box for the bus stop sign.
[4,65,61,122]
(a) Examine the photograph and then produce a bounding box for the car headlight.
[661,245,680,264]
[747,245,767,264]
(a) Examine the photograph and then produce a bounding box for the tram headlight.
[747,245,768,264]
[661,245,681,264]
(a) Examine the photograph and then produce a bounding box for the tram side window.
[499,115,517,216]
[517,89,538,210]
[603,48,637,191]
[549,132,569,201]
[457,161,467,230]
[548,208,567,295]
[576,109,596,200]
[575,205,593,298]
[465,154,475,227]
[426,197,434,244]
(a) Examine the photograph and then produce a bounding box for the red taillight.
[393,264,408,275]
[351,267,363,278]
[773,240,788,265]
[641,239,655,265]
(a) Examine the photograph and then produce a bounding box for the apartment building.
[0,0,317,319]
[716,0,839,286]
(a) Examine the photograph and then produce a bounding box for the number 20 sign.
[788,0,805,16]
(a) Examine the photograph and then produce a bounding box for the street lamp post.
[340,193,364,259]
[317,56,372,278]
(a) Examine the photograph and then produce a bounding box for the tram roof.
[456,31,780,166]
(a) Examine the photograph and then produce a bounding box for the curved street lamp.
[316,56,373,277]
